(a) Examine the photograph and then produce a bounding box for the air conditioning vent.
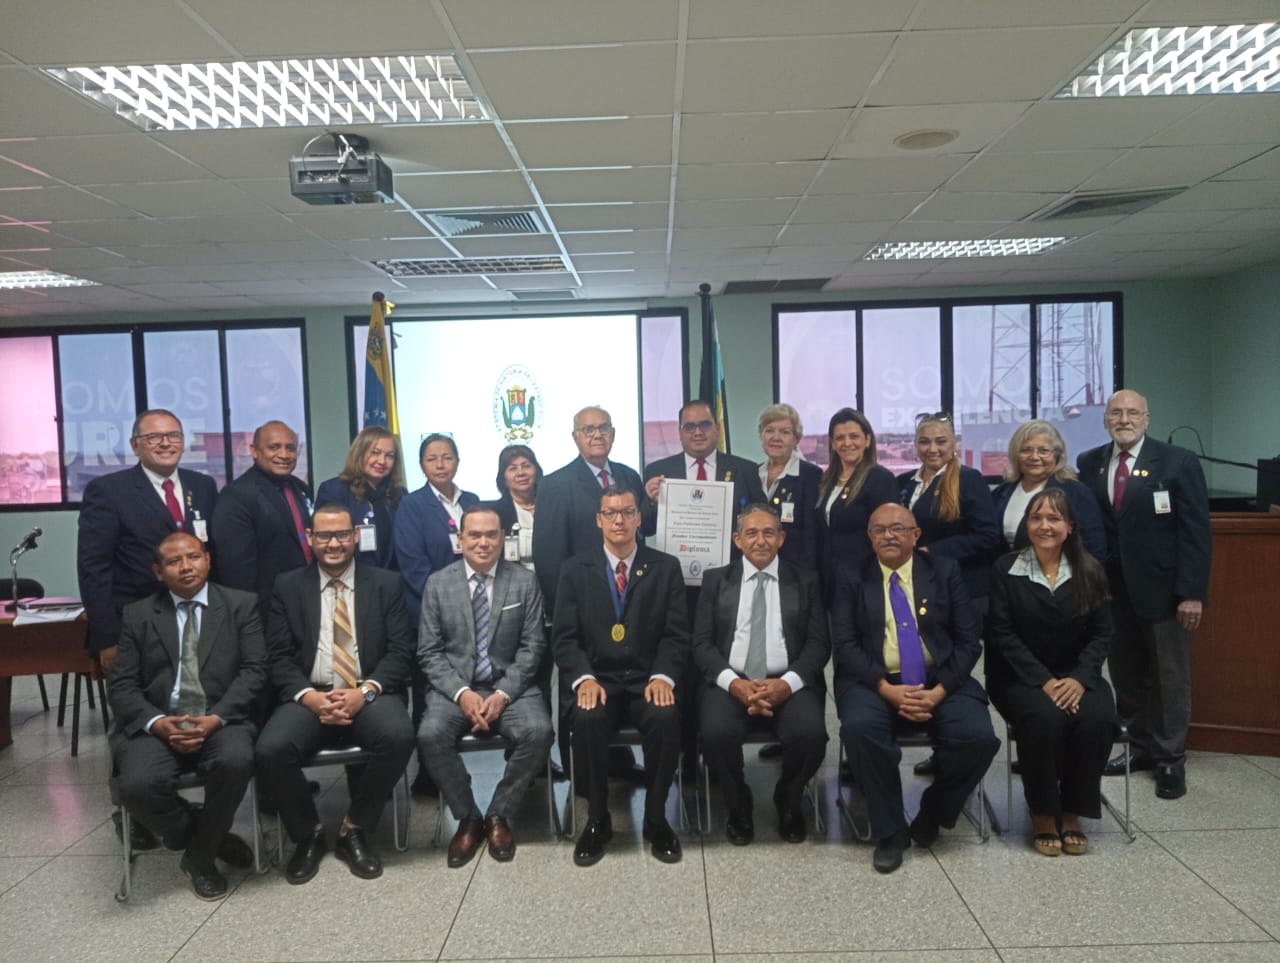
[425,211,546,237]
[1030,188,1185,221]
[372,256,567,277]
[510,288,578,301]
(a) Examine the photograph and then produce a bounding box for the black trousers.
[699,684,827,813]
[255,695,415,844]
[115,724,254,863]
[569,684,681,824]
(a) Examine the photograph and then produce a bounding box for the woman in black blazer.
[314,426,405,570]
[814,408,898,603]
[756,403,822,573]
[897,412,1000,606]
[986,487,1117,857]
[990,419,1107,563]
[493,443,544,572]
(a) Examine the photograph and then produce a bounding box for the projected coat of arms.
[493,365,542,442]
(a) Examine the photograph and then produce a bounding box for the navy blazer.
[815,464,899,604]
[551,544,689,690]
[1077,437,1211,620]
[210,464,312,616]
[830,550,985,702]
[641,450,767,539]
[897,465,1001,601]
[394,483,479,626]
[762,458,822,573]
[691,558,829,692]
[77,464,219,653]
[990,476,1108,563]
[314,476,399,571]
[265,563,415,702]
[531,457,645,614]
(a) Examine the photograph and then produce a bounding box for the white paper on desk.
[13,605,84,626]
[654,477,733,586]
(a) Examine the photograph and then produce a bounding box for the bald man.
[1077,390,1210,800]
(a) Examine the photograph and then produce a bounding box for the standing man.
[832,503,999,874]
[109,533,265,900]
[1077,389,1210,800]
[78,409,218,673]
[552,485,690,866]
[210,421,312,619]
[256,504,416,884]
[417,504,553,867]
[693,504,829,845]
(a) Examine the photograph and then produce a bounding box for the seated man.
[832,503,999,874]
[417,504,553,867]
[552,485,689,866]
[693,504,829,845]
[256,504,416,884]
[109,532,265,900]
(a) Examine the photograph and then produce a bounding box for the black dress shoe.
[757,742,783,760]
[573,815,613,867]
[909,806,940,848]
[180,853,228,901]
[725,785,754,845]
[1156,763,1187,799]
[773,782,806,843]
[285,829,325,885]
[913,753,938,777]
[873,828,911,874]
[643,819,682,864]
[112,811,159,851]
[335,826,382,879]
[1104,752,1154,776]
[215,833,254,869]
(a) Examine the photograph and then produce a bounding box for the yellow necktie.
[329,579,359,689]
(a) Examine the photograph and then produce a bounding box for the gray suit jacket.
[418,558,547,702]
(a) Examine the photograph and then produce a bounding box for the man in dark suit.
[693,504,829,845]
[1077,389,1210,800]
[78,408,219,673]
[210,420,312,618]
[552,485,690,866]
[109,532,265,900]
[418,504,552,867]
[256,503,416,884]
[832,503,999,874]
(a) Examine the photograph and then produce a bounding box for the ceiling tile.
[991,99,1201,153]
[372,125,517,174]
[0,186,133,221]
[676,163,820,200]
[532,168,671,204]
[778,222,898,245]
[287,209,424,241]
[688,0,915,38]
[0,135,209,185]
[1213,146,1280,181]
[395,172,536,209]
[0,69,136,137]
[789,193,930,223]
[946,150,1121,192]
[92,181,264,217]
[508,117,674,168]
[562,230,666,254]
[1145,94,1280,148]
[443,0,678,46]
[836,102,1033,158]
[448,235,562,257]
[809,155,972,194]
[1147,179,1280,212]
[679,110,852,164]
[545,203,669,231]
[910,191,1059,221]
[673,199,797,228]
[0,0,232,65]
[672,226,779,249]
[1080,144,1276,192]
[1134,0,1280,24]
[911,0,1143,29]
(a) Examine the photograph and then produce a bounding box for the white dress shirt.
[297,559,359,698]
[144,583,210,733]
[1107,434,1145,504]
[716,557,804,694]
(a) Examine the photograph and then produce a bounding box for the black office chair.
[1,577,50,711]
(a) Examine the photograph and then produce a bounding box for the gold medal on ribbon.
[611,623,626,642]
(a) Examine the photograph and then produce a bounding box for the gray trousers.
[1108,599,1191,766]
[419,687,553,821]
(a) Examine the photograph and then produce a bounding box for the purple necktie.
[889,571,927,685]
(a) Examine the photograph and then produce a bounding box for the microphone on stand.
[7,526,43,614]
[12,527,42,555]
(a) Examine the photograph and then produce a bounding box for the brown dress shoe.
[485,814,516,861]
[447,815,485,868]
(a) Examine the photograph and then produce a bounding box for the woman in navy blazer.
[897,413,1000,606]
[756,403,822,573]
[314,426,405,571]
[814,408,899,605]
[990,420,1107,563]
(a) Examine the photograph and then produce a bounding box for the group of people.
[78,385,1209,898]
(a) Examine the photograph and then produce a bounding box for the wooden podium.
[1188,512,1280,756]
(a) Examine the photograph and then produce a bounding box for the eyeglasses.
[311,529,355,544]
[1019,446,1056,459]
[868,523,914,537]
[134,431,184,446]
[598,508,639,521]
[575,423,613,437]
[914,411,953,426]
[1105,408,1147,420]
[681,420,715,433]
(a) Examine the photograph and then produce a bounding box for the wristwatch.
[358,682,377,704]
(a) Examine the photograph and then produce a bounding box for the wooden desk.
[0,606,99,754]
[1188,513,1280,756]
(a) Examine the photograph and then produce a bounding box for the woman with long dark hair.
[493,444,544,572]
[315,426,405,570]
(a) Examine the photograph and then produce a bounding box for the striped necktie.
[472,573,492,684]
[329,579,359,688]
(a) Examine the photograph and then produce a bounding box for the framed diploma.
[654,478,733,585]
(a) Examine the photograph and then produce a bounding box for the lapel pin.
[725,470,733,481]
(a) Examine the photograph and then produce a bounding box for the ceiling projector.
[289,132,394,205]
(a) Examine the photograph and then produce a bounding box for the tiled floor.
[1,672,1278,963]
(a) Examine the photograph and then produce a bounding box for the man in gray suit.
[417,504,553,867]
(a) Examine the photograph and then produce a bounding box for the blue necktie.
[472,573,492,684]
[889,572,927,685]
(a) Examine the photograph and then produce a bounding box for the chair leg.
[248,778,267,874]
[36,675,50,712]
[394,769,410,853]
[56,674,69,727]
[700,754,711,837]
[545,755,561,838]
[566,735,577,839]
[71,673,82,757]
[675,752,688,831]
[806,775,824,834]
[96,678,110,732]
[115,805,132,903]
[85,674,96,710]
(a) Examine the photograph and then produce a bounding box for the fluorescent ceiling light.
[44,56,486,132]
[864,238,1071,260]
[0,270,99,289]
[1059,23,1280,97]
[373,256,567,277]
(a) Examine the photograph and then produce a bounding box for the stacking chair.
[696,728,824,836]
[431,731,561,844]
[565,726,688,838]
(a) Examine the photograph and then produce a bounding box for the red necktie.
[282,484,313,564]
[598,469,611,489]
[1113,450,1130,515]
[161,479,184,530]
[615,560,627,597]
[695,458,708,481]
